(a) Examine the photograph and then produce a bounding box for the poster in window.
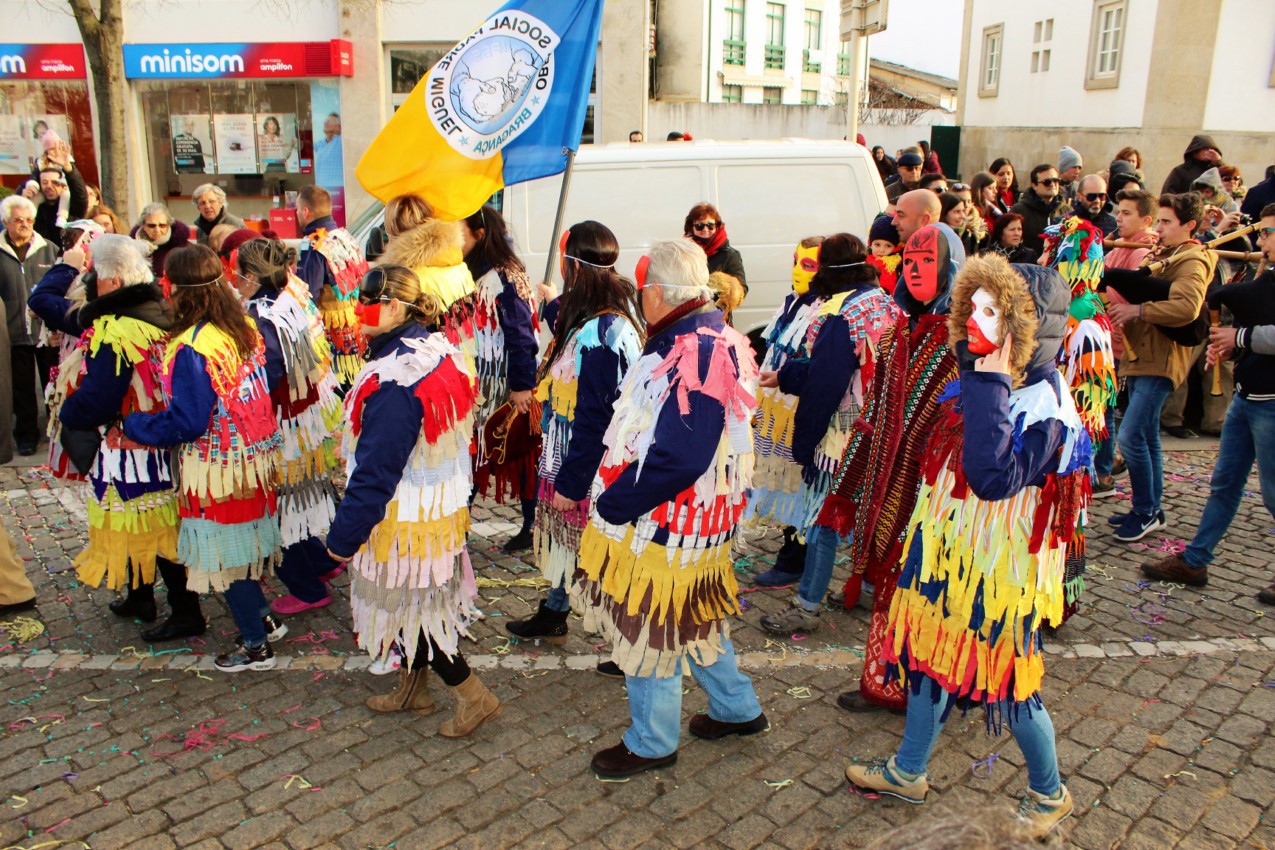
[212,113,257,175]
[0,116,24,175]
[170,115,215,174]
[26,114,71,170]
[256,113,299,173]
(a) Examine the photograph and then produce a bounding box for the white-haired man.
[575,238,768,780]
[191,184,244,246]
[53,234,203,643]
[0,194,58,454]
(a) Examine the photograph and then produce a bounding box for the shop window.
[137,79,342,225]
[0,81,99,191]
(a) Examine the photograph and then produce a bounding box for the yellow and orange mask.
[792,244,820,295]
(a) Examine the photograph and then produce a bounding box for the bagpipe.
[1099,223,1262,348]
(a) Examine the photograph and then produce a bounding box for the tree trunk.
[68,0,128,212]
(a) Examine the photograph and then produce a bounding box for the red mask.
[635,255,651,289]
[353,299,382,328]
[902,226,949,303]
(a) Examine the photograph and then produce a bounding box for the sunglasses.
[358,268,391,304]
[1083,192,1107,202]
[691,222,719,232]
[7,217,34,225]
[1037,178,1061,187]
[951,183,970,191]
[1222,175,1238,182]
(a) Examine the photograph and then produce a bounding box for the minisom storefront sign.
[0,44,87,80]
[122,40,353,79]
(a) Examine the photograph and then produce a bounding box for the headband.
[821,261,868,269]
[559,228,617,270]
[172,274,225,288]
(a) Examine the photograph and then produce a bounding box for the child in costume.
[124,244,284,670]
[234,238,343,622]
[326,265,500,737]
[504,222,642,649]
[294,186,369,385]
[1043,217,1116,622]
[463,204,542,552]
[845,255,1088,839]
[577,239,766,780]
[866,215,903,295]
[49,235,202,642]
[756,234,901,624]
[746,236,825,586]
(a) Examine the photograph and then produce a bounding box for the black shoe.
[689,712,769,739]
[0,597,36,615]
[233,614,289,645]
[1164,426,1196,440]
[596,660,624,679]
[503,528,533,553]
[16,442,36,457]
[591,741,677,779]
[773,533,807,573]
[1258,583,1275,606]
[141,615,207,643]
[109,593,157,623]
[837,691,906,715]
[214,641,277,673]
[505,600,568,643]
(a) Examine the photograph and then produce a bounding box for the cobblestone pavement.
[0,439,1272,850]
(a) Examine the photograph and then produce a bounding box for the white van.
[350,138,887,350]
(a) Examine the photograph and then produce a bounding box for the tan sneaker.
[845,756,929,804]
[1017,784,1074,837]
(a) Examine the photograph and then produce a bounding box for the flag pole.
[542,148,578,292]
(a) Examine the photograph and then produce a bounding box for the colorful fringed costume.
[534,313,641,599]
[58,285,179,590]
[745,291,824,528]
[883,260,1090,724]
[328,324,479,665]
[29,262,89,481]
[125,322,284,592]
[868,253,902,296]
[1043,218,1115,621]
[470,263,542,501]
[299,222,369,385]
[247,274,342,546]
[574,306,757,677]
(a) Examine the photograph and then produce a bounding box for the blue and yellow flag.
[356,0,604,220]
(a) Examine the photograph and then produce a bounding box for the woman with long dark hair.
[326,264,500,736]
[969,170,1003,232]
[462,204,540,551]
[990,157,1020,209]
[758,233,901,635]
[872,146,897,183]
[124,244,284,671]
[683,202,747,292]
[503,221,642,654]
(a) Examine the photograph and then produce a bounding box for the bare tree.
[65,0,128,211]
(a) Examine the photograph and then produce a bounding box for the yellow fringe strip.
[365,502,471,564]
[75,503,180,591]
[177,450,282,503]
[88,315,168,372]
[753,390,798,451]
[537,374,578,420]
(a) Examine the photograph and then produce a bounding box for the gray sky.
[867,0,964,80]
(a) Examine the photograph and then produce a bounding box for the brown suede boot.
[1141,555,1208,587]
[438,674,501,737]
[366,668,435,714]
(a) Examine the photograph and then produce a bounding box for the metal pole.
[846,28,864,143]
[542,148,578,290]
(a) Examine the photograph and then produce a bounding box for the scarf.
[645,297,709,338]
[195,209,225,238]
[691,225,729,258]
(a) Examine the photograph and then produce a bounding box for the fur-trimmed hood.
[78,282,172,331]
[947,254,1041,386]
[376,217,466,272]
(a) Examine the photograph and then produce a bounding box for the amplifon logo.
[138,48,245,76]
[0,55,26,74]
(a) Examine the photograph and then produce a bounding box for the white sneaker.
[369,645,404,676]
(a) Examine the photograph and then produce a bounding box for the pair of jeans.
[796,523,840,611]
[546,584,569,612]
[1094,406,1119,478]
[895,674,1061,796]
[223,579,269,647]
[623,638,763,758]
[276,536,335,603]
[1118,375,1174,516]
[1184,396,1275,568]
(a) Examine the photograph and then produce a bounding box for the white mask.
[966,287,1003,355]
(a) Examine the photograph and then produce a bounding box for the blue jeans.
[895,675,1061,796]
[546,584,569,612]
[223,579,269,647]
[796,524,840,611]
[1184,396,1275,568]
[1118,376,1174,515]
[622,638,763,758]
[276,536,336,603]
[1094,406,1119,478]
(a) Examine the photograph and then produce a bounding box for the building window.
[834,90,848,107]
[978,23,1002,97]
[722,84,743,103]
[1086,0,1126,89]
[724,2,746,66]
[1031,18,1052,73]
[803,8,822,73]
[800,89,817,105]
[762,86,783,104]
[837,44,850,76]
[765,3,786,70]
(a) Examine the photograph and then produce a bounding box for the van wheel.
[746,328,768,367]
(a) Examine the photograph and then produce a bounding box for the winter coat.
[707,242,747,293]
[1191,167,1240,214]
[1009,190,1064,255]
[982,241,1039,266]
[1073,201,1118,237]
[193,211,245,246]
[1119,243,1215,387]
[1161,134,1221,195]
[0,232,57,346]
[129,220,193,279]
[33,165,87,247]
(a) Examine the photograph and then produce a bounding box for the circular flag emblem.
[426,11,559,160]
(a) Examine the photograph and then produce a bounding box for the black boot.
[109,583,157,622]
[142,559,207,642]
[505,600,568,644]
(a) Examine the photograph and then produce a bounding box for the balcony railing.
[723,39,746,65]
[764,44,785,69]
